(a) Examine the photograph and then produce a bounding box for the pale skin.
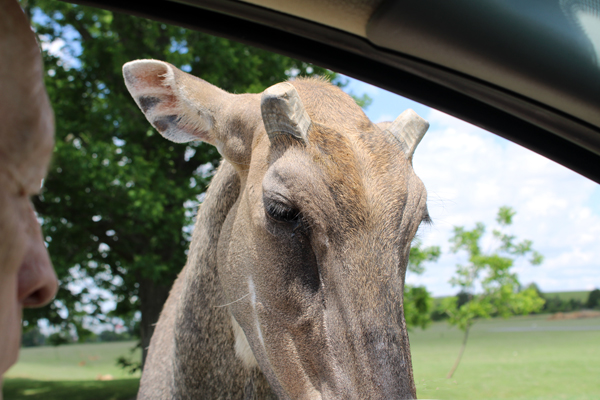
[0,0,58,394]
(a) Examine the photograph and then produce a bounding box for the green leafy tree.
[442,206,545,378]
[21,326,47,347]
[47,331,72,347]
[404,239,441,329]
[20,0,338,367]
[586,288,600,309]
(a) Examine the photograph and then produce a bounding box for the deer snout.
[319,305,416,399]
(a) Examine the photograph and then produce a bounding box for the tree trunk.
[447,323,471,379]
[139,276,173,369]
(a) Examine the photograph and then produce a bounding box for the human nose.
[17,212,58,307]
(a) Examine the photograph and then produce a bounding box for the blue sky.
[344,77,600,296]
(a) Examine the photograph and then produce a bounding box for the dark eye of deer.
[265,200,300,223]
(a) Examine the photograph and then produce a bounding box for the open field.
[410,313,600,399]
[5,341,141,381]
[3,314,599,399]
[3,341,140,400]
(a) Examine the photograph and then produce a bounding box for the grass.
[3,315,599,399]
[3,341,140,400]
[5,341,141,381]
[3,379,139,400]
[409,313,600,399]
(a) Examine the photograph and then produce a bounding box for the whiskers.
[214,293,250,308]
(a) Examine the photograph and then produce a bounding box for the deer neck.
[139,161,275,399]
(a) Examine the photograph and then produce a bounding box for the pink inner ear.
[123,60,171,92]
[124,61,185,133]
[123,60,217,145]
[134,67,166,87]
[123,62,181,116]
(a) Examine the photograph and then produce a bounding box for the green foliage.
[116,355,142,375]
[495,205,515,225]
[541,296,584,313]
[443,206,545,331]
[408,238,441,275]
[586,288,600,309]
[20,0,338,339]
[349,92,373,109]
[75,326,97,344]
[47,332,72,347]
[404,286,434,330]
[404,239,441,329]
[116,341,142,375]
[430,298,450,321]
[523,284,591,313]
[21,327,47,347]
[97,330,132,343]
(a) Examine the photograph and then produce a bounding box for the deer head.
[123,60,429,399]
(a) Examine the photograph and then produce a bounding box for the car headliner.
[63,0,600,184]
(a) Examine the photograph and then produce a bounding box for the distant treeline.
[531,286,600,314]
[431,287,600,321]
[21,327,135,348]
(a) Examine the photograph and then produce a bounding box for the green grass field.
[3,341,140,400]
[3,313,599,399]
[410,314,600,399]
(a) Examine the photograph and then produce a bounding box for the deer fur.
[123,60,429,399]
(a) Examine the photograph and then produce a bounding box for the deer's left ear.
[123,60,231,146]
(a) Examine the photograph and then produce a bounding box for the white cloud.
[409,110,600,296]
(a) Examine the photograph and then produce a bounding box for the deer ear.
[384,109,429,161]
[122,60,229,145]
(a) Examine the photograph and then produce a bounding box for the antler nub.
[261,82,311,142]
[385,109,429,161]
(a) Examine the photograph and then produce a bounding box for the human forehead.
[0,0,55,196]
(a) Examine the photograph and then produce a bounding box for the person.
[0,0,58,390]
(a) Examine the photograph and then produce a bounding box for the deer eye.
[265,199,300,223]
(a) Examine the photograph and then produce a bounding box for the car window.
[6,4,598,399]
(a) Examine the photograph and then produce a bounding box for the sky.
[343,78,600,296]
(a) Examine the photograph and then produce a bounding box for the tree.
[404,239,441,329]
[21,0,339,367]
[586,289,600,309]
[47,331,72,347]
[442,206,545,378]
[21,326,47,347]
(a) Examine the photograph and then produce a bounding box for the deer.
[123,59,430,399]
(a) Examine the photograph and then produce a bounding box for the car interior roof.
[64,0,600,184]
